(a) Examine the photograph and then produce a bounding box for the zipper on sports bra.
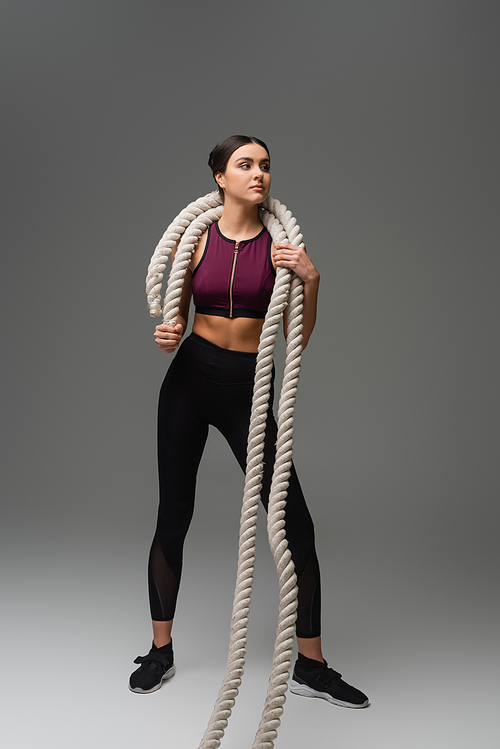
[229,242,240,318]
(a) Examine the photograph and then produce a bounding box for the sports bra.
[191,222,275,319]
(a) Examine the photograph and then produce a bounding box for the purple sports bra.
[191,222,275,319]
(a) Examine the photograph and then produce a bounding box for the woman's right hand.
[154,323,184,353]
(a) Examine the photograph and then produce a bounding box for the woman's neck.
[217,199,263,242]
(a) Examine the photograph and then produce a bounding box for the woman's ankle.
[296,635,323,662]
[152,619,173,649]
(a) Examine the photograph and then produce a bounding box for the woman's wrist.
[303,269,320,287]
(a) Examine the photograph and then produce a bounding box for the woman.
[129,135,369,709]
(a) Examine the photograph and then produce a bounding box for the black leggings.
[149,332,321,638]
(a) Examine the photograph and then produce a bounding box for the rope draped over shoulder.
[146,191,305,749]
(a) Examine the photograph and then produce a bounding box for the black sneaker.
[128,641,175,694]
[290,654,369,708]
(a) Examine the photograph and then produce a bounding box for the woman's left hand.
[273,243,319,284]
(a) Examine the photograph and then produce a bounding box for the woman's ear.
[215,172,225,190]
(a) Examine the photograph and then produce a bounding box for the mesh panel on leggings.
[295,548,321,638]
[148,533,178,621]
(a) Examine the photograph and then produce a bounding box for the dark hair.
[208,135,270,200]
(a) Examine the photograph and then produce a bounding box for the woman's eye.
[240,163,250,169]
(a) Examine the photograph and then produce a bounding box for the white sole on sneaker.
[128,664,176,694]
[289,679,369,709]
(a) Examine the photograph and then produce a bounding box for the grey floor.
[2,488,497,749]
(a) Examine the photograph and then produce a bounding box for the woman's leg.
[148,350,210,634]
[211,375,323,654]
[130,342,212,693]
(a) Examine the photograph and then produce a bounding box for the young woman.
[129,135,369,709]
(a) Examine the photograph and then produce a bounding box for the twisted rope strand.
[146,192,306,748]
[198,214,295,749]
[146,192,222,317]
[163,207,223,324]
[251,273,304,748]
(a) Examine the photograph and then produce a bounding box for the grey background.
[1,1,499,747]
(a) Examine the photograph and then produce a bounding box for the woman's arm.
[273,242,320,350]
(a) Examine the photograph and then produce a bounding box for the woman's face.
[216,143,271,204]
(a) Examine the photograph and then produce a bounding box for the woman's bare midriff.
[192,313,264,353]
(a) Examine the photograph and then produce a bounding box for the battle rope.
[146,191,305,748]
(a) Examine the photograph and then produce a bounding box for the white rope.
[146,192,305,748]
